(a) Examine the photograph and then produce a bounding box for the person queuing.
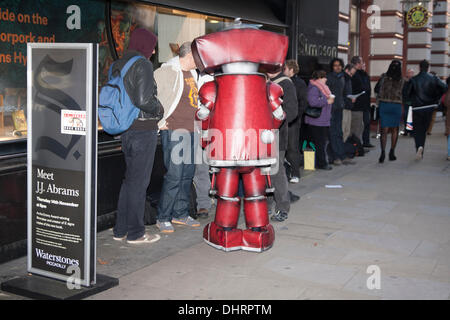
[154,42,201,233]
[343,64,356,142]
[350,56,374,148]
[444,77,450,161]
[374,59,404,163]
[113,28,163,244]
[267,68,299,222]
[193,72,215,219]
[401,68,415,136]
[284,59,307,184]
[326,58,355,165]
[305,70,334,171]
[402,60,447,160]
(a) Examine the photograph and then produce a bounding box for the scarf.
[310,79,332,99]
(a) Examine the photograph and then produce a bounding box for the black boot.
[389,149,396,161]
[379,150,385,163]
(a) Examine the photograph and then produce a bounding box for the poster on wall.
[0,0,104,89]
[0,0,158,92]
[27,43,98,287]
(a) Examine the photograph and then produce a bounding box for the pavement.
[1,116,450,300]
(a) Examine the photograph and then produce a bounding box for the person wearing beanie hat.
[112,28,164,244]
[128,28,158,59]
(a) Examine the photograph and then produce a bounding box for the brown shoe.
[333,159,342,166]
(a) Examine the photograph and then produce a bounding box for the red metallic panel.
[215,199,240,228]
[242,225,274,251]
[192,28,289,73]
[243,199,269,228]
[241,168,266,197]
[216,168,239,197]
[205,74,276,162]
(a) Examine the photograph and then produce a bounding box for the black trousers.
[413,109,434,151]
[363,108,371,145]
[114,129,158,240]
[286,116,302,178]
[307,125,329,168]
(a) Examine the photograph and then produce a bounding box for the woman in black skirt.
[375,60,405,163]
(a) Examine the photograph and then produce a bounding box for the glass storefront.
[0,0,286,262]
[0,0,239,149]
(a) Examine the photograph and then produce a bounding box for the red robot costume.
[192,25,289,252]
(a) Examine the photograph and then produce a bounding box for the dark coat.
[375,73,404,104]
[291,74,308,116]
[326,71,346,110]
[351,69,371,111]
[343,72,353,110]
[270,73,298,151]
[111,50,164,129]
[402,71,448,108]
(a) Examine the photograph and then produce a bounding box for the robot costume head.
[191,20,288,74]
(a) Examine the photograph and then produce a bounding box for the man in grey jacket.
[113,28,163,244]
[154,42,201,233]
[267,70,299,222]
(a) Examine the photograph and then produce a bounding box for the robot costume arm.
[196,81,217,148]
[268,82,286,129]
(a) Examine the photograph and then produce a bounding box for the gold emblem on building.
[406,5,429,28]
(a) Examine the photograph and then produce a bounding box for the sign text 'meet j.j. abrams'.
[28,43,97,286]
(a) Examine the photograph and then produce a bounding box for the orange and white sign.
[61,110,86,135]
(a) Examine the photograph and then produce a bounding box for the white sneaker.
[416,146,424,160]
[289,176,300,184]
[127,233,161,244]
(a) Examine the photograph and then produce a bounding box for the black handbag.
[305,106,322,118]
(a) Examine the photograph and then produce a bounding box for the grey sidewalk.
[1,118,450,300]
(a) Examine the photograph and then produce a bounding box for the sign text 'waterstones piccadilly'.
[28,43,97,286]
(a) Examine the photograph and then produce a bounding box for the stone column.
[431,0,449,79]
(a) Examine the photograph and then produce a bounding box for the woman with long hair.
[375,59,405,163]
[305,70,335,170]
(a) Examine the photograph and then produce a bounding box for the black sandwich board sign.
[27,43,98,287]
[1,43,118,299]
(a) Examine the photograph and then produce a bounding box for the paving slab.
[1,118,450,300]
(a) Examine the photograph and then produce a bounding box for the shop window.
[0,0,274,148]
[0,89,27,143]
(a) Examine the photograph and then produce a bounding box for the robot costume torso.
[192,23,289,252]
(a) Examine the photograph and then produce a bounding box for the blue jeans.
[114,129,158,241]
[447,135,450,157]
[157,130,195,222]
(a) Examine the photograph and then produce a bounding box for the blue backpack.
[99,55,144,135]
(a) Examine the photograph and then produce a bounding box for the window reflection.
[0,0,241,144]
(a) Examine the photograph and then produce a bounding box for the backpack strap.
[273,76,292,84]
[108,61,114,80]
[120,55,145,78]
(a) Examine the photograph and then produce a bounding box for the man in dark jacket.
[327,58,355,165]
[403,60,448,159]
[267,69,299,222]
[343,64,356,141]
[350,56,373,147]
[113,28,164,244]
[283,59,307,183]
